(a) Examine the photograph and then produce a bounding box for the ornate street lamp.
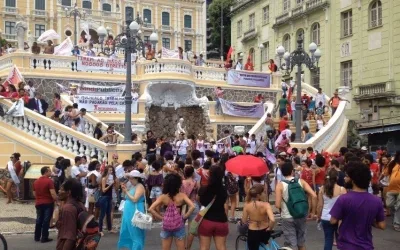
[96,10,158,144]
[258,43,265,72]
[65,2,86,46]
[277,34,321,142]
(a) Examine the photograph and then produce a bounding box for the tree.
[207,0,234,60]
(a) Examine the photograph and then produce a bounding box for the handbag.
[131,193,152,230]
[118,200,125,212]
[189,196,216,236]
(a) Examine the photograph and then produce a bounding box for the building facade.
[0,0,207,54]
[230,0,400,127]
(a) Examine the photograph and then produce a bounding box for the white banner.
[162,47,180,59]
[227,70,271,88]
[76,55,136,73]
[73,83,125,96]
[54,37,74,56]
[75,95,138,113]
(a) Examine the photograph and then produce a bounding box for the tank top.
[301,168,313,186]
[317,119,324,130]
[331,97,340,108]
[281,177,303,219]
[321,187,343,221]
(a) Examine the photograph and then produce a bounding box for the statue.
[175,118,186,139]
[15,21,28,51]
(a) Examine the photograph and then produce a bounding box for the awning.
[358,124,400,135]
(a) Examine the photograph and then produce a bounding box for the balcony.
[273,0,329,28]
[230,0,262,15]
[182,28,195,35]
[4,34,16,41]
[241,28,257,42]
[2,7,18,14]
[354,81,396,102]
[160,25,173,33]
[31,9,48,19]
[142,23,154,30]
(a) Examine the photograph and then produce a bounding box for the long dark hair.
[102,165,116,180]
[205,165,224,194]
[324,168,338,198]
[162,173,182,199]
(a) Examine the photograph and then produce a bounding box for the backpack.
[162,201,183,231]
[282,178,309,219]
[74,204,102,250]
[226,172,239,195]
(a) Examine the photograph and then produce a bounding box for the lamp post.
[220,4,224,61]
[277,34,321,142]
[258,43,264,72]
[65,2,86,46]
[96,11,158,144]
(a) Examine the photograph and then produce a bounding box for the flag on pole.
[1,65,24,88]
[54,37,74,56]
[226,46,233,63]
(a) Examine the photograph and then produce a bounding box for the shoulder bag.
[131,188,152,230]
[189,196,216,236]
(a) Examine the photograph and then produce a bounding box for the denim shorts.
[150,186,162,199]
[160,226,186,240]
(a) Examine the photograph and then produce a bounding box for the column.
[26,0,30,15]
[155,3,159,30]
[57,15,62,39]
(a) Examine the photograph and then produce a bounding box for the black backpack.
[226,172,239,195]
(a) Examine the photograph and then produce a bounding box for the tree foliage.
[208,0,234,59]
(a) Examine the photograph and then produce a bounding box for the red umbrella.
[226,155,269,177]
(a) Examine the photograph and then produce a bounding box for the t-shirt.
[369,163,379,185]
[329,192,385,250]
[199,185,228,222]
[33,176,55,206]
[71,166,80,179]
[93,127,103,140]
[145,138,157,154]
[249,140,257,154]
[388,164,400,192]
[176,139,189,155]
[278,98,288,110]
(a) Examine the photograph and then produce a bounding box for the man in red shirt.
[279,115,289,132]
[301,93,310,108]
[33,166,57,243]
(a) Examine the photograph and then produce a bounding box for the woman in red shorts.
[198,165,228,250]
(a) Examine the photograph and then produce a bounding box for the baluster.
[39,125,46,140]
[84,123,90,135]
[50,129,57,144]
[33,59,37,69]
[88,124,94,136]
[17,117,24,130]
[71,61,75,71]
[30,121,36,135]
[43,59,47,69]
[12,117,18,126]
[56,132,63,147]
[91,147,96,158]
[34,123,40,137]
[62,134,69,150]
[23,117,29,133]
[67,136,74,152]
[79,142,85,155]
[48,60,52,70]
[73,139,79,155]
[85,145,91,159]
[98,150,103,161]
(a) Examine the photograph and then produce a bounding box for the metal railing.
[3,7,17,13]
[359,83,386,95]
[32,10,48,16]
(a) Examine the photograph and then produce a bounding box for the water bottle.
[317,221,322,231]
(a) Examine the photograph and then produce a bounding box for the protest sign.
[75,95,138,113]
[220,99,264,118]
[227,70,271,88]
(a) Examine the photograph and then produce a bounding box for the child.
[308,97,316,119]
[316,101,324,116]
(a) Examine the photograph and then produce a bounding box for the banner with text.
[227,70,271,88]
[76,55,135,73]
[73,83,125,96]
[75,95,138,113]
[219,99,264,118]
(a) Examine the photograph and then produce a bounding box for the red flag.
[2,65,24,88]
[226,46,233,63]
[287,86,293,114]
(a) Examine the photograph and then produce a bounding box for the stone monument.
[175,118,186,138]
[15,21,28,51]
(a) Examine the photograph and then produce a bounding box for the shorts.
[160,226,186,240]
[188,202,200,222]
[198,219,229,237]
[281,217,307,248]
[247,228,271,250]
[150,186,162,199]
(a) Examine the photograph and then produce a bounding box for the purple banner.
[227,70,271,88]
[220,99,264,118]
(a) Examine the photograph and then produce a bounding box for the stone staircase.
[272,113,331,134]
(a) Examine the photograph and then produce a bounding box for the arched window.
[125,6,134,21]
[184,15,192,28]
[370,0,382,28]
[102,3,111,12]
[283,34,291,52]
[162,12,170,26]
[296,29,305,48]
[82,0,92,9]
[61,0,71,6]
[311,23,320,45]
[143,9,152,23]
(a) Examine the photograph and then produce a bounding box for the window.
[296,0,304,5]
[184,40,192,52]
[283,34,291,52]
[261,42,269,63]
[262,6,269,24]
[341,10,352,37]
[162,12,170,26]
[296,29,304,48]
[162,38,170,49]
[249,13,255,30]
[5,21,16,35]
[237,20,242,37]
[35,24,45,38]
[341,61,352,87]
[35,0,45,10]
[143,9,152,23]
[125,7,134,21]
[249,48,255,65]
[103,3,111,12]
[82,0,92,9]
[370,1,382,28]
[184,15,192,28]
[6,0,16,7]
[61,0,71,6]
[283,0,290,12]
[311,68,320,88]
[311,23,320,45]
[144,36,149,46]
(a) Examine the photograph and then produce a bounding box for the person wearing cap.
[118,170,146,249]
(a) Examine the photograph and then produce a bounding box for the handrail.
[60,94,125,141]
[248,102,275,142]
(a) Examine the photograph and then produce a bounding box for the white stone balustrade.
[193,67,227,81]
[143,60,192,75]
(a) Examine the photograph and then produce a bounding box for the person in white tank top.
[316,115,325,132]
[316,168,347,250]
